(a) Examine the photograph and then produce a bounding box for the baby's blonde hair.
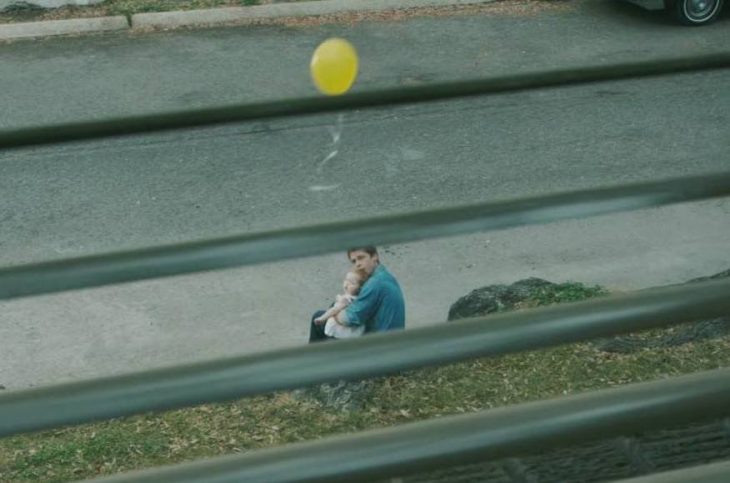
[345,271,364,292]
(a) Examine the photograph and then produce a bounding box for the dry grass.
[0,0,269,23]
[145,0,577,31]
[2,335,729,481]
[0,0,576,26]
[1,281,728,482]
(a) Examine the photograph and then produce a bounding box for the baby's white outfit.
[324,294,365,339]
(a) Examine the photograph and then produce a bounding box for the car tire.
[671,0,724,25]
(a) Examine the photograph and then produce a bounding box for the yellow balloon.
[310,38,359,96]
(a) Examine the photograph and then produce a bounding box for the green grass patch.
[1,283,729,482]
[521,281,608,307]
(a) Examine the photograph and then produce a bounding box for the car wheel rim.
[685,0,719,20]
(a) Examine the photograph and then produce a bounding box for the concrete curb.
[132,0,496,30]
[0,16,128,40]
[0,0,495,40]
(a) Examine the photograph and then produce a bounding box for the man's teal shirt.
[344,265,405,332]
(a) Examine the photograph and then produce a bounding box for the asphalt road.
[0,0,729,389]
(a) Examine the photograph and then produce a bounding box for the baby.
[314,271,365,339]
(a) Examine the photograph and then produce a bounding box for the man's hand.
[313,315,327,325]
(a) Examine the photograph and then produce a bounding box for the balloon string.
[316,113,344,173]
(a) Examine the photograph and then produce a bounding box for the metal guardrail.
[0,50,728,482]
[0,52,728,150]
[89,367,730,483]
[1,171,729,301]
[1,277,728,439]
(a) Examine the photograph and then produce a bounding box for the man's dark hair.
[347,246,378,258]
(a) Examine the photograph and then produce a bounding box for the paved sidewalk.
[0,0,494,40]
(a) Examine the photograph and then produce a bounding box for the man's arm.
[333,309,349,324]
[338,281,379,327]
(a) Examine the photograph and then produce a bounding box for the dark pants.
[309,310,335,343]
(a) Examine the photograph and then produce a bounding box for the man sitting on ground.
[309,246,405,342]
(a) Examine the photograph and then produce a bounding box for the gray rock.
[295,380,375,412]
[447,278,555,321]
[687,268,730,284]
[595,316,730,354]
[595,268,730,354]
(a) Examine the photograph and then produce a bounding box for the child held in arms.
[314,271,365,339]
